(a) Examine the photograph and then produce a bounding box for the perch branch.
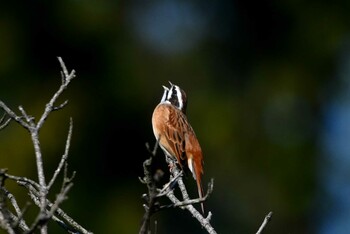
[166,162,216,234]
[156,170,182,197]
[165,187,216,233]
[140,141,216,234]
[161,179,213,208]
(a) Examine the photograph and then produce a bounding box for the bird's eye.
[172,87,177,96]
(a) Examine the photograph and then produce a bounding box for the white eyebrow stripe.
[160,87,168,103]
[167,86,173,100]
[175,85,183,110]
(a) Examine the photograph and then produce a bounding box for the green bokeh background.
[0,1,349,233]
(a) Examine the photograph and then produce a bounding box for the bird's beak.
[162,85,169,91]
[168,81,174,87]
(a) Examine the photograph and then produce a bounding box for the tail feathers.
[196,178,205,214]
[188,157,205,214]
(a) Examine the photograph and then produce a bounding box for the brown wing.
[152,104,185,164]
[163,104,189,166]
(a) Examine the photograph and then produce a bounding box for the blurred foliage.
[0,0,349,233]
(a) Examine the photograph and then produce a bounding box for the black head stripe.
[165,84,187,114]
[180,89,187,114]
[169,86,180,108]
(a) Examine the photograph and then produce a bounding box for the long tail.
[188,156,205,214]
[196,173,205,214]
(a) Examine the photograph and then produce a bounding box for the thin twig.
[12,202,31,231]
[36,57,75,130]
[162,179,213,208]
[0,171,30,232]
[0,211,15,234]
[0,101,30,130]
[18,106,35,126]
[156,171,182,197]
[45,183,73,224]
[165,187,216,234]
[4,173,41,191]
[6,210,30,232]
[48,118,73,189]
[256,211,273,234]
[0,113,11,130]
[0,186,29,229]
[18,181,93,234]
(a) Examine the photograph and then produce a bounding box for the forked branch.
[0,57,91,234]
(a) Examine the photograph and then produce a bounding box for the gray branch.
[256,211,273,234]
[0,114,11,130]
[18,181,92,234]
[0,57,91,234]
[165,158,216,234]
[48,118,73,190]
[0,186,29,230]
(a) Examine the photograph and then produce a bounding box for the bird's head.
[160,81,187,114]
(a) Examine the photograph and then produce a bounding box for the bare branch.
[48,118,73,189]
[12,202,31,232]
[5,210,30,232]
[0,186,29,229]
[165,187,216,234]
[156,171,183,197]
[0,58,92,234]
[52,100,68,111]
[29,128,48,226]
[165,163,217,234]
[0,211,15,234]
[0,172,29,233]
[18,181,93,234]
[37,57,75,130]
[0,114,11,130]
[18,106,35,126]
[256,211,273,234]
[26,57,76,233]
[53,201,93,234]
[4,172,41,191]
[161,179,214,208]
[57,57,73,81]
[0,101,30,130]
[139,144,159,234]
[27,176,74,234]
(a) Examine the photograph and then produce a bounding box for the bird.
[152,81,205,213]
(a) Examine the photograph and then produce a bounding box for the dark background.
[1,1,350,233]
